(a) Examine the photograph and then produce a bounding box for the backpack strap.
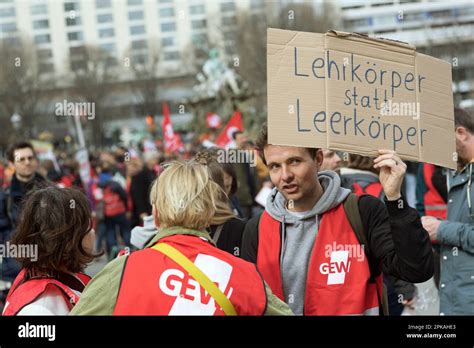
[212,224,224,245]
[343,193,389,316]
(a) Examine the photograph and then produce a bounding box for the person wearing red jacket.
[71,159,292,315]
[242,123,433,315]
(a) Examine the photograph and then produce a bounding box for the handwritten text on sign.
[267,29,456,168]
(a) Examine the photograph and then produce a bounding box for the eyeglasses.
[16,156,35,163]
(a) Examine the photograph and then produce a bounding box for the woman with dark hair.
[2,187,97,315]
[221,163,244,218]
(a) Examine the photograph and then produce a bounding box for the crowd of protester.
[0,107,473,316]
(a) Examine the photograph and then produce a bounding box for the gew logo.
[319,250,351,285]
[159,254,234,315]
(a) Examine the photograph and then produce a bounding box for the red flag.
[206,112,222,129]
[216,111,244,148]
[162,102,184,154]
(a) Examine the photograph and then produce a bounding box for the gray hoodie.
[265,170,351,315]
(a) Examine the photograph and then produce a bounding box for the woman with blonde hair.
[71,159,292,315]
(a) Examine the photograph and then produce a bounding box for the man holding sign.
[242,125,434,315]
[241,29,448,315]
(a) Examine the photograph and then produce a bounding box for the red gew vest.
[423,163,447,219]
[257,203,383,315]
[2,269,91,316]
[103,186,127,217]
[114,234,267,315]
[352,182,383,200]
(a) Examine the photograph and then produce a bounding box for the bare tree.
[0,37,44,144]
[70,45,117,146]
[273,2,338,33]
[229,2,338,131]
[127,40,162,118]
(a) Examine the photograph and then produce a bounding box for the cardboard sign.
[267,29,456,169]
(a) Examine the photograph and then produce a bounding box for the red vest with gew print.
[257,203,383,315]
[113,234,267,315]
[2,269,91,316]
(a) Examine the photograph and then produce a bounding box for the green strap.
[152,243,237,316]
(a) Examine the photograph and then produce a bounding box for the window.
[33,19,49,29]
[71,59,87,71]
[39,62,54,74]
[223,31,235,40]
[159,7,174,17]
[34,34,50,44]
[372,2,392,7]
[251,13,265,22]
[250,0,264,9]
[127,0,143,5]
[2,36,20,47]
[96,0,111,8]
[98,28,114,38]
[189,4,205,15]
[401,12,424,22]
[66,16,82,26]
[191,19,206,29]
[64,2,80,11]
[30,4,47,15]
[128,10,144,20]
[345,18,371,28]
[97,13,113,23]
[37,48,53,59]
[0,7,15,17]
[225,45,235,55]
[164,51,180,61]
[161,22,176,32]
[67,31,83,41]
[220,2,235,12]
[106,56,117,66]
[221,16,236,26]
[191,33,207,44]
[162,37,174,47]
[372,14,395,26]
[429,10,452,19]
[100,42,116,53]
[132,54,148,64]
[69,45,86,56]
[130,25,145,35]
[1,22,16,32]
[131,39,147,49]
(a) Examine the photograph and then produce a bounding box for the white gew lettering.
[159,254,234,315]
[319,250,351,285]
